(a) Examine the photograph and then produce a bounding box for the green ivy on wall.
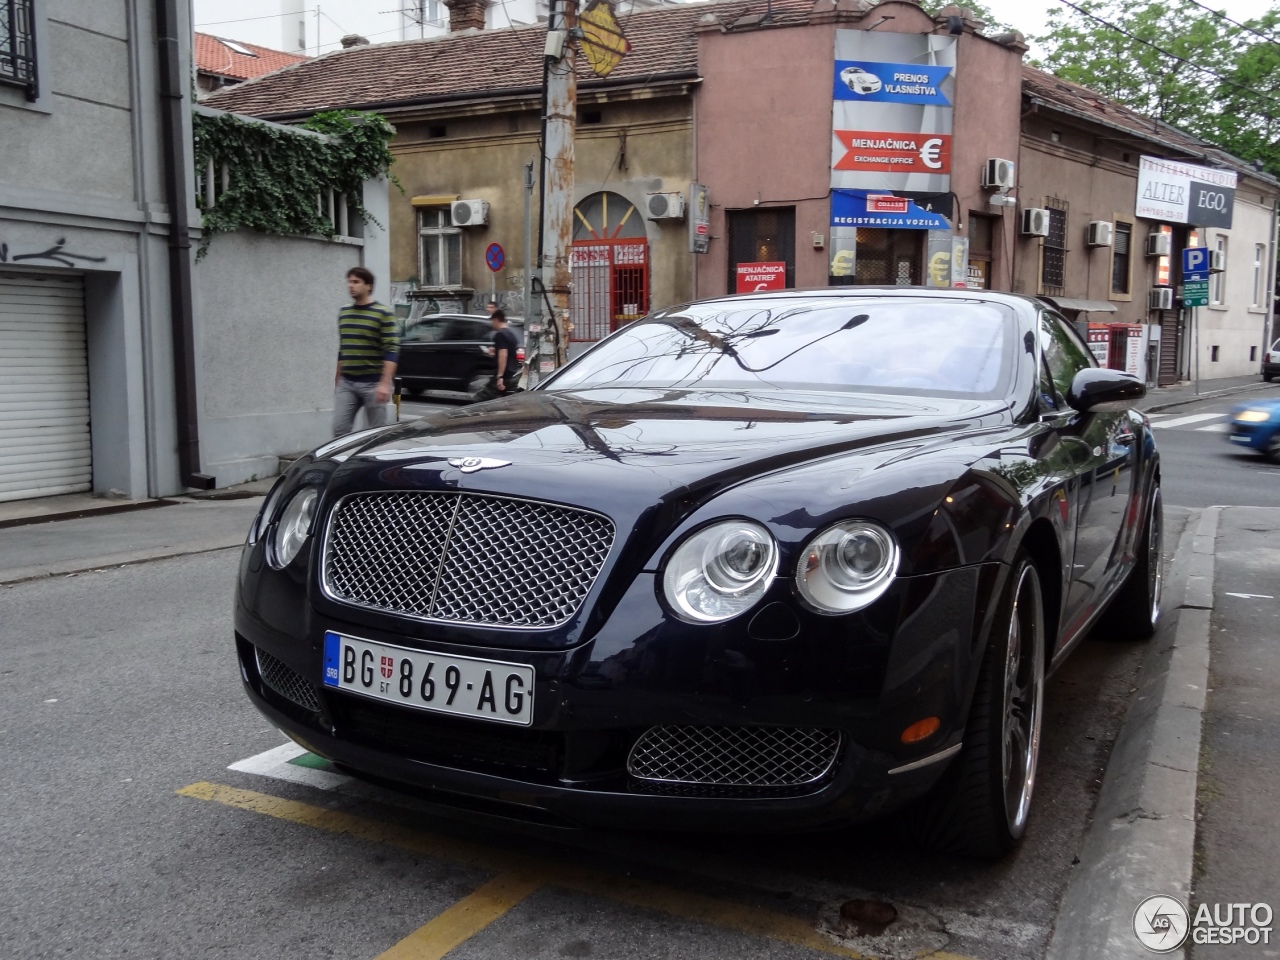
[192,109,398,256]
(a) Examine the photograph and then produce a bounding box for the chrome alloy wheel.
[1002,563,1045,838]
[1147,486,1164,627]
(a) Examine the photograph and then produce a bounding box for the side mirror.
[1067,367,1146,413]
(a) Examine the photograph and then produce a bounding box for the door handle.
[1114,432,1136,446]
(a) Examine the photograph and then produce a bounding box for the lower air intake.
[627,725,842,788]
[255,647,321,713]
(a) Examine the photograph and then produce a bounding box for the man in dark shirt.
[471,309,521,402]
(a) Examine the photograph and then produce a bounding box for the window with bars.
[1111,222,1132,295]
[1040,200,1068,294]
[0,0,37,100]
[418,208,462,287]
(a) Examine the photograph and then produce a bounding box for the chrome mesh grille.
[255,648,321,713]
[627,726,842,788]
[323,491,615,628]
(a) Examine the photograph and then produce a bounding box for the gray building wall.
[0,0,191,500]
[1,1,391,499]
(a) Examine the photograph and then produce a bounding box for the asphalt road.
[1145,388,1280,509]
[0,509,1195,960]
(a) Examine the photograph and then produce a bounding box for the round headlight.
[270,488,319,569]
[663,520,778,623]
[796,520,899,614]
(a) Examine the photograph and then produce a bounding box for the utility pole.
[540,0,577,370]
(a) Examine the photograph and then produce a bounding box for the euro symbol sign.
[830,249,855,277]
[919,138,943,170]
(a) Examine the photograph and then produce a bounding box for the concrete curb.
[0,537,245,586]
[1045,507,1218,960]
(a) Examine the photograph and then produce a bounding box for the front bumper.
[1226,419,1273,451]
[235,539,1002,829]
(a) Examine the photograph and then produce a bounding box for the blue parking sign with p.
[1183,247,1209,280]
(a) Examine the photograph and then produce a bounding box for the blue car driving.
[1227,398,1280,461]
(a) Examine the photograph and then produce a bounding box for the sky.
[192,0,1280,58]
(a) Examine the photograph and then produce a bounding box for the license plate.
[322,631,534,726]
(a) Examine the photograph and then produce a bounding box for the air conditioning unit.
[982,158,1016,190]
[450,199,489,227]
[1145,232,1172,257]
[1021,207,1051,237]
[1086,221,1114,247]
[1210,249,1227,272]
[645,192,686,220]
[1149,286,1175,310]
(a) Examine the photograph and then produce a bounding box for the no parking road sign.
[485,243,505,272]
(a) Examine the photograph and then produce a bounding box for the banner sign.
[831,32,956,198]
[832,60,953,106]
[831,190,950,231]
[926,234,970,288]
[735,262,787,293]
[833,131,952,174]
[1136,156,1237,228]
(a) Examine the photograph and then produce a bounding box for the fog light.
[901,717,941,743]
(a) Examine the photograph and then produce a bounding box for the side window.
[465,321,491,341]
[405,319,448,342]
[1040,313,1094,400]
[441,319,480,342]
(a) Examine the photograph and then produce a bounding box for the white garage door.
[0,272,91,502]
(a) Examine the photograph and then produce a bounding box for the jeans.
[333,378,389,437]
[470,374,523,404]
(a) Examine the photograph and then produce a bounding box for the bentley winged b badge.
[448,457,512,474]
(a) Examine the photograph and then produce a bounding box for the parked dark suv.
[395,314,524,397]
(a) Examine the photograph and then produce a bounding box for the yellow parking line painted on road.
[374,872,546,960]
[178,782,980,960]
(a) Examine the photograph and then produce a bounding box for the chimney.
[341,34,370,48]
[443,0,490,32]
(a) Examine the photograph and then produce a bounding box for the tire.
[1099,484,1164,640]
[405,386,423,399]
[1264,373,1274,382]
[1266,434,1280,465]
[908,556,1046,859]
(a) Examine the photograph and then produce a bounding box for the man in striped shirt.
[333,266,399,437]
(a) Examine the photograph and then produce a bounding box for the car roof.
[411,313,524,323]
[672,286,1044,314]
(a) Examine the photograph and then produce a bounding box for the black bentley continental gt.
[235,289,1161,858]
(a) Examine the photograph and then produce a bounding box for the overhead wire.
[1053,0,1280,114]
[1182,0,1280,49]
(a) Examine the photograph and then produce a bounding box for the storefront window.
[727,208,795,290]
[828,228,922,286]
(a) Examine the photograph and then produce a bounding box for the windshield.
[546,297,1017,399]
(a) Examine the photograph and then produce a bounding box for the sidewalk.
[1138,373,1279,413]
[0,492,263,585]
[1193,507,1280,954]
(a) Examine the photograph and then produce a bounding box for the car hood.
[331,388,1010,517]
